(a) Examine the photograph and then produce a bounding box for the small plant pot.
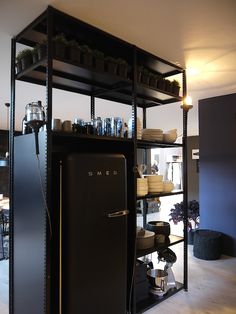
[149,76,157,88]
[16,62,22,74]
[105,60,118,75]
[21,55,33,71]
[94,57,104,72]
[68,46,81,64]
[82,51,93,67]
[53,41,67,59]
[140,73,150,85]
[32,53,38,64]
[38,45,47,60]
[157,78,165,90]
[137,71,142,83]
[117,63,128,78]
[172,85,180,96]
[165,80,172,93]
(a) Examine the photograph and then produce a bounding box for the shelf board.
[137,190,183,200]
[51,131,134,142]
[136,281,184,313]
[16,57,182,107]
[137,140,183,149]
[136,47,183,77]
[136,235,184,258]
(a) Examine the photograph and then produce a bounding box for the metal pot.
[147,269,168,291]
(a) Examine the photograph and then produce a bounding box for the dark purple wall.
[199,93,236,256]
[187,136,199,202]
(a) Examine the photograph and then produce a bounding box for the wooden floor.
[0,246,236,314]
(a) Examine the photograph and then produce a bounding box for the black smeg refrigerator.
[62,153,128,314]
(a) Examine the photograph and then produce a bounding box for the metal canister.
[93,117,103,136]
[111,117,123,137]
[103,118,112,136]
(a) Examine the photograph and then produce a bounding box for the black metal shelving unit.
[10,6,189,314]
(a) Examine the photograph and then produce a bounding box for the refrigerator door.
[62,153,128,314]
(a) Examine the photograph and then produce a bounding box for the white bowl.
[163,181,174,192]
[136,229,155,249]
[163,133,177,143]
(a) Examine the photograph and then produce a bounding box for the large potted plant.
[169,200,200,244]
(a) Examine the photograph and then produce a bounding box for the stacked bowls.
[145,175,163,193]
[142,128,163,141]
[137,178,148,196]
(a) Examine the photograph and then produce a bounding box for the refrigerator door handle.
[107,209,129,218]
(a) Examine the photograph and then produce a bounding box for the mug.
[62,120,72,132]
[52,118,62,131]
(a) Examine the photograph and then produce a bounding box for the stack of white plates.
[137,178,148,196]
[128,118,142,139]
[163,181,174,192]
[142,128,163,141]
[145,175,164,193]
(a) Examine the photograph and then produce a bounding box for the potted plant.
[32,45,39,64]
[156,75,165,90]
[52,33,68,59]
[105,56,118,75]
[169,200,200,244]
[93,49,105,72]
[16,48,33,72]
[81,44,93,67]
[164,79,172,93]
[149,72,158,88]
[37,40,47,61]
[68,39,81,64]
[117,58,128,78]
[140,67,150,85]
[16,53,22,74]
[171,79,180,96]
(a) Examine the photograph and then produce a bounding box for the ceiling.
[0,0,236,133]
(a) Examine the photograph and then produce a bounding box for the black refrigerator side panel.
[13,133,46,314]
[62,153,127,314]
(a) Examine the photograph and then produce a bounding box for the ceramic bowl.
[146,221,170,236]
[136,229,155,250]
